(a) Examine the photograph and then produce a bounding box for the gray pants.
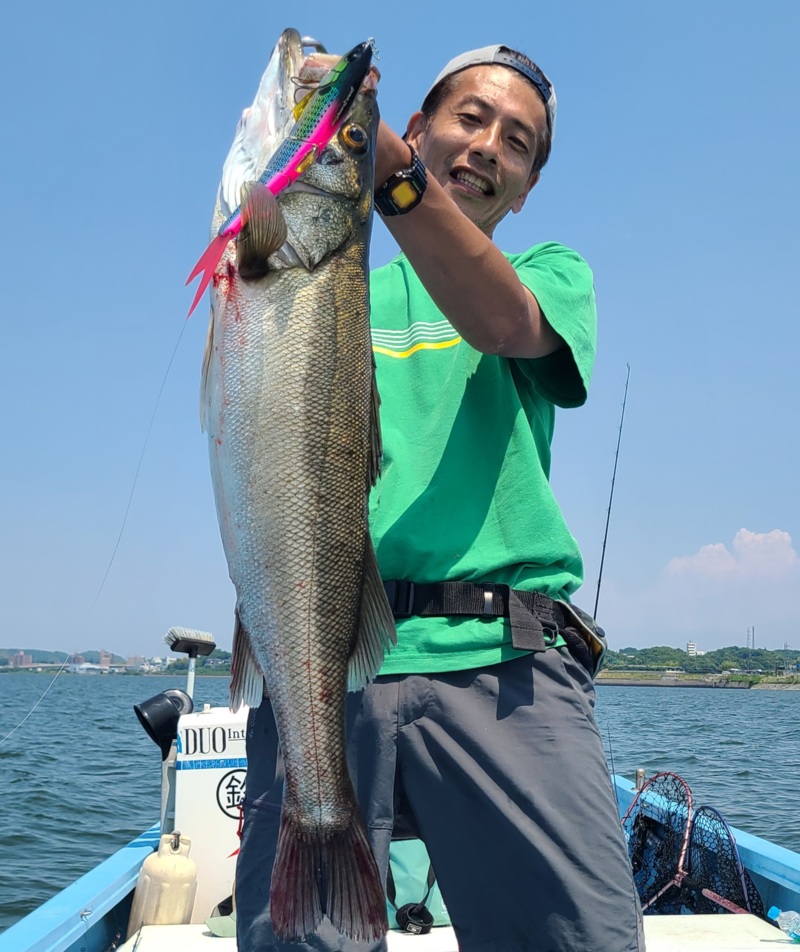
[236,647,644,952]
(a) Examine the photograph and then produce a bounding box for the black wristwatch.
[374,146,428,216]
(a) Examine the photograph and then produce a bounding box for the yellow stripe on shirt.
[372,337,462,360]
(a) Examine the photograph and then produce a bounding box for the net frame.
[679,804,766,917]
[621,771,693,912]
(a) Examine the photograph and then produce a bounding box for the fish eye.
[340,123,368,154]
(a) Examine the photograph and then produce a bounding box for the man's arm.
[375,122,565,360]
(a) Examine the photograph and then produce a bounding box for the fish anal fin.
[270,804,387,942]
[347,537,396,691]
[236,182,287,281]
[229,609,265,711]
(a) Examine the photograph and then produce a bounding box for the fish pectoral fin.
[236,182,288,281]
[368,350,383,486]
[230,609,266,711]
[347,537,397,691]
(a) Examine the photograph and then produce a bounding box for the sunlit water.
[1,673,798,933]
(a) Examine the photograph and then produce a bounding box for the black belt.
[382,580,595,669]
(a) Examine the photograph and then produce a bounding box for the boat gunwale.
[0,825,160,952]
[4,781,800,951]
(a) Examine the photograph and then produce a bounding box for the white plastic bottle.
[126,832,198,938]
[769,906,800,942]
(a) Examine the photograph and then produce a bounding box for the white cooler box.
[167,705,249,923]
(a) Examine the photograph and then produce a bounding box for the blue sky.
[2,1,798,660]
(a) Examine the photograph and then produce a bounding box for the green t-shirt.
[368,242,597,675]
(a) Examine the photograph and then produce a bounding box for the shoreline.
[597,677,800,690]
[598,678,749,689]
[4,669,800,690]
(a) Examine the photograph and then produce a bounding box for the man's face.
[407,65,547,236]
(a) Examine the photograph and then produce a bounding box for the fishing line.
[606,723,621,814]
[0,319,191,748]
[0,655,72,745]
[91,319,190,610]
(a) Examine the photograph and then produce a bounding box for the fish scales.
[200,29,394,943]
[214,254,371,796]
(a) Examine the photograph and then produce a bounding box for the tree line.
[605,644,800,674]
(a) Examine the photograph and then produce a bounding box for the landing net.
[621,771,692,912]
[678,805,765,916]
[621,772,765,917]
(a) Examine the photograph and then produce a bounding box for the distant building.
[687,642,697,656]
[99,649,114,667]
[11,652,32,668]
[126,656,145,666]
[71,654,85,665]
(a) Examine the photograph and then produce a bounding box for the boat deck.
[119,915,785,951]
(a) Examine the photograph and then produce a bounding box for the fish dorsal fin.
[368,351,383,486]
[230,609,266,711]
[347,537,396,691]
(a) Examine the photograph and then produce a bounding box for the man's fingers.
[298,53,340,85]
[297,54,380,97]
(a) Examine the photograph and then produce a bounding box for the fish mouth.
[283,180,337,201]
[285,180,329,195]
[450,167,496,197]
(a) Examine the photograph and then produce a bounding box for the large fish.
[199,29,395,943]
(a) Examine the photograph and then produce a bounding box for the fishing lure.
[185,38,375,318]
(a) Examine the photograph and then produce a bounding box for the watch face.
[376,149,427,215]
[393,180,420,210]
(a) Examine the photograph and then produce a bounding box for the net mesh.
[678,805,766,917]
[621,773,765,917]
[621,772,692,912]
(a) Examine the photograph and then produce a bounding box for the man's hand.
[295,53,379,102]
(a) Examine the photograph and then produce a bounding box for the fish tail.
[270,811,388,942]
[324,815,388,942]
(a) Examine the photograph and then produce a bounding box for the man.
[237,45,644,952]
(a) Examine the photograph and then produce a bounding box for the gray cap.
[425,44,557,138]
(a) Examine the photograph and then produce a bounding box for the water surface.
[1,673,797,933]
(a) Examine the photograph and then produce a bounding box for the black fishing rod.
[593,363,630,619]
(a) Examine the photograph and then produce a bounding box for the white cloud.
[598,529,800,651]
[666,529,798,580]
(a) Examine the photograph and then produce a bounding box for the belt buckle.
[389,580,415,618]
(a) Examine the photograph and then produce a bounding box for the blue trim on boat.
[0,825,159,952]
[612,773,800,914]
[176,757,248,770]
